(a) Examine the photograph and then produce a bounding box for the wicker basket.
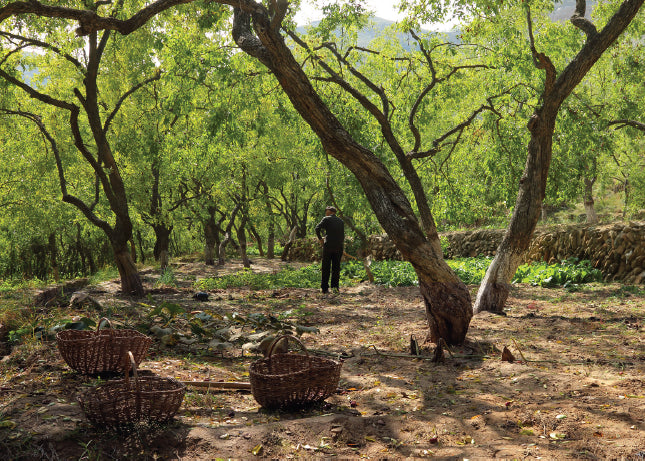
[249,335,342,410]
[78,351,185,431]
[57,318,151,375]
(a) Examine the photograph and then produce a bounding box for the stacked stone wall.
[288,221,645,284]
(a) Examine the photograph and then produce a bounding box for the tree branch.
[0,0,195,36]
[608,119,645,132]
[0,31,84,71]
[570,0,598,38]
[525,4,557,96]
[0,109,112,233]
[104,70,162,133]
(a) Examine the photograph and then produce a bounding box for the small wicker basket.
[249,335,342,410]
[57,318,151,375]
[77,351,185,432]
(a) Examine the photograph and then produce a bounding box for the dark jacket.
[315,215,345,251]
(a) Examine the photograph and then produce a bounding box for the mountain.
[296,16,459,51]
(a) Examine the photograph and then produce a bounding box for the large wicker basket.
[77,351,185,432]
[249,335,342,410]
[57,318,151,375]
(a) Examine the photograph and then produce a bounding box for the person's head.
[325,206,336,216]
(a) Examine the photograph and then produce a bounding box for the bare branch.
[571,0,598,38]
[0,31,84,70]
[408,89,508,160]
[0,108,111,233]
[0,68,76,111]
[525,4,556,96]
[608,119,645,132]
[0,0,195,36]
[104,70,162,133]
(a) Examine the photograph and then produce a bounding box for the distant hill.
[295,1,596,50]
[296,16,459,51]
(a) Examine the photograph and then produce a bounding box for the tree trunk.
[237,218,251,268]
[129,238,137,264]
[475,115,556,313]
[267,222,275,259]
[248,222,264,257]
[136,230,146,264]
[584,177,598,224]
[48,232,59,282]
[474,0,644,314]
[203,207,220,265]
[153,224,173,270]
[261,182,275,259]
[113,245,144,296]
[218,205,240,266]
[281,226,298,262]
[232,8,472,344]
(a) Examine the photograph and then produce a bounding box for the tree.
[0,1,172,295]
[3,0,641,344]
[472,0,644,314]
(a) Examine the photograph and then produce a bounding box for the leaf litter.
[0,259,643,459]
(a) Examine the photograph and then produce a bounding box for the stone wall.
[288,221,645,284]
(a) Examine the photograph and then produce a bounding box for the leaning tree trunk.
[475,0,644,314]
[232,9,472,344]
[475,115,556,313]
[112,240,144,296]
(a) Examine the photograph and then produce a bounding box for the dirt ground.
[1,258,644,460]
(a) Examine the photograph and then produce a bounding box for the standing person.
[315,206,345,294]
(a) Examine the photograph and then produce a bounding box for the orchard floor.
[1,258,644,460]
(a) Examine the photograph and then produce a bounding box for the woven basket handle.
[96,318,112,331]
[267,334,311,363]
[124,351,142,420]
[123,351,139,388]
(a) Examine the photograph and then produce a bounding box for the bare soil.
[1,258,644,460]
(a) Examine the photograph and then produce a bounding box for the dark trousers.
[321,248,342,292]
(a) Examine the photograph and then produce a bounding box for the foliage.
[512,258,603,288]
[195,257,605,290]
[0,0,642,280]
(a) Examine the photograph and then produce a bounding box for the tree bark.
[48,232,59,282]
[113,244,143,296]
[236,217,251,268]
[584,177,598,224]
[153,224,173,270]
[474,0,644,314]
[231,6,472,344]
[218,204,240,266]
[203,208,221,266]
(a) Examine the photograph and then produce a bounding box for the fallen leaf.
[250,444,263,456]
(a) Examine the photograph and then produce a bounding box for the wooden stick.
[181,381,251,390]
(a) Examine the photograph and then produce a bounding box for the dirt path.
[0,259,643,459]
